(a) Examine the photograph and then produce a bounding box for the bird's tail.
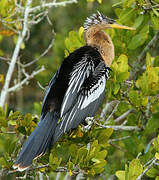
[13,111,59,171]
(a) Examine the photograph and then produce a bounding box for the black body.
[14,45,110,170]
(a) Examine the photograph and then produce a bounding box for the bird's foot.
[82,117,94,132]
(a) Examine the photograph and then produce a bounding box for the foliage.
[0,0,159,179]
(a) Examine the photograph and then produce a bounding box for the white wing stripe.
[60,57,93,117]
[81,75,106,109]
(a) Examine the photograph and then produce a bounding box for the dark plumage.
[13,46,110,171]
[13,11,134,171]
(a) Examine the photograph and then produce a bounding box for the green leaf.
[133,15,144,28]
[151,13,159,30]
[78,26,84,40]
[97,0,102,3]
[69,144,78,158]
[128,34,142,50]
[156,176,159,180]
[95,150,107,160]
[154,56,159,67]
[0,74,4,84]
[75,147,88,164]
[118,8,134,24]
[49,154,62,170]
[129,90,141,106]
[0,157,7,168]
[113,83,120,94]
[91,158,100,163]
[117,72,129,82]
[20,41,25,49]
[136,66,159,95]
[145,113,159,135]
[67,161,74,170]
[146,166,159,178]
[92,159,106,169]
[155,152,159,160]
[152,8,159,17]
[116,170,125,180]
[34,102,41,115]
[8,120,16,126]
[129,159,143,180]
[117,54,129,73]
[146,52,152,67]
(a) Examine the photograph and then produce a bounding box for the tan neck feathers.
[84,27,114,67]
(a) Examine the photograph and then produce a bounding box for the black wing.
[54,61,109,143]
[60,55,94,117]
[40,67,61,120]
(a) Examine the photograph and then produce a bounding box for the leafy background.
[0,0,159,179]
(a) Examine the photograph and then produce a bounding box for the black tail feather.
[13,111,59,171]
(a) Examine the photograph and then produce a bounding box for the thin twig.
[8,66,45,92]
[145,96,151,118]
[30,164,49,170]
[143,158,155,167]
[95,122,141,131]
[37,81,46,91]
[29,0,77,12]
[0,56,11,61]
[108,136,130,143]
[105,101,120,123]
[23,38,54,67]
[138,32,159,63]
[130,31,159,79]
[136,158,158,180]
[0,131,16,134]
[114,109,134,123]
[100,100,119,120]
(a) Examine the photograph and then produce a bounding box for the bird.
[13,11,135,171]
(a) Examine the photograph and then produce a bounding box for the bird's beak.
[109,23,135,30]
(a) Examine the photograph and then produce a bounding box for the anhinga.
[13,11,134,171]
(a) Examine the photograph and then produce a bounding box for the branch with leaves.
[136,158,158,180]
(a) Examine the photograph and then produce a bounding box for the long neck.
[84,27,114,67]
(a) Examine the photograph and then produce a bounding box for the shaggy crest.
[84,11,116,31]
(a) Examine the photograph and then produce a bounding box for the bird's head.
[84,11,135,67]
[84,11,135,32]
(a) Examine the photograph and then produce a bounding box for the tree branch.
[22,38,54,68]
[29,0,77,13]
[0,0,32,109]
[0,56,11,61]
[8,66,45,92]
[108,136,130,143]
[114,109,134,123]
[130,31,159,79]
[95,122,141,131]
[138,32,159,63]
[136,158,158,180]
[100,100,120,121]
[104,101,120,123]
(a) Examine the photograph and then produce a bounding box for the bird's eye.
[101,50,105,55]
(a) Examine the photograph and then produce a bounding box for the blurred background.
[0,0,159,179]
[0,0,118,113]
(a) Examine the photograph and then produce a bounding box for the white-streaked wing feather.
[59,59,109,133]
[60,74,107,132]
[80,75,106,109]
[60,56,93,117]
